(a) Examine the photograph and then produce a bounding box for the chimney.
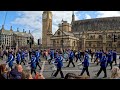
[17,28,19,32]
[10,26,12,31]
[23,29,24,32]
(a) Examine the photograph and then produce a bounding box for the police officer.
[95,53,107,78]
[20,50,26,65]
[66,50,75,67]
[6,51,14,69]
[112,50,117,65]
[16,52,21,64]
[106,51,113,70]
[35,50,41,70]
[53,52,64,78]
[79,51,90,77]
[29,53,37,75]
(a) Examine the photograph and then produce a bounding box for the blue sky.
[0,11,120,42]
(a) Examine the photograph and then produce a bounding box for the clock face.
[43,13,47,19]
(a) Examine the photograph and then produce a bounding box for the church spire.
[72,11,75,22]
[71,11,75,25]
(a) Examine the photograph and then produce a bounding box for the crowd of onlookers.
[0,64,45,79]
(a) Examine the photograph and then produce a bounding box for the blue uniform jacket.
[82,54,89,67]
[69,51,74,60]
[6,54,14,67]
[113,51,117,58]
[16,53,21,62]
[29,56,36,69]
[100,56,107,68]
[99,51,102,59]
[50,50,54,59]
[95,52,99,58]
[35,51,40,62]
[78,52,81,58]
[25,52,28,57]
[55,55,63,68]
[107,52,112,62]
[21,52,25,60]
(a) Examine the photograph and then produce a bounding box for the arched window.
[61,40,63,45]
[99,35,102,39]
[88,42,91,47]
[108,43,111,47]
[58,31,60,36]
[90,36,93,39]
[53,40,56,45]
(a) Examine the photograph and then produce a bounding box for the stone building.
[42,11,120,52]
[0,25,34,50]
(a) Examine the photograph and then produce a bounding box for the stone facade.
[0,25,34,50]
[42,11,120,52]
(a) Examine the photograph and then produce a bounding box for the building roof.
[63,31,74,37]
[0,29,33,37]
[72,16,120,32]
[14,31,33,37]
[0,29,13,35]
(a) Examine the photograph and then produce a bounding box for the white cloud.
[96,11,120,18]
[85,14,91,19]
[11,11,79,43]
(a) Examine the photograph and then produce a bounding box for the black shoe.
[66,66,69,67]
[73,66,75,67]
[61,77,64,79]
[103,76,107,78]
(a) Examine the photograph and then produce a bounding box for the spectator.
[20,70,33,79]
[111,66,120,79]
[9,65,23,79]
[34,72,45,79]
[26,73,33,79]
[0,64,9,79]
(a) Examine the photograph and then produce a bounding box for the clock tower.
[42,11,52,49]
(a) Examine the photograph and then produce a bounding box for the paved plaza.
[0,55,120,79]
